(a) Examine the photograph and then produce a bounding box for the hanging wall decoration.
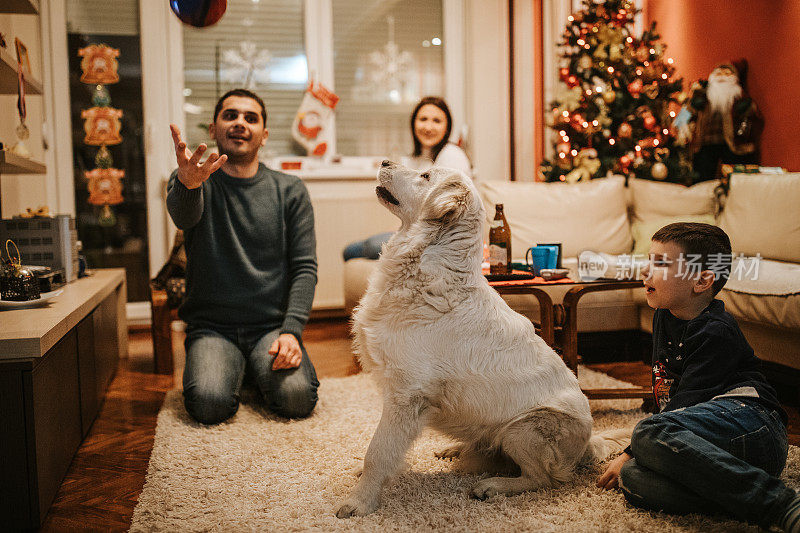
[9,38,30,157]
[85,168,125,206]
[81,106,123,145]
[291,79,339,157]
[78,44,120,84]
[78,43,124,226]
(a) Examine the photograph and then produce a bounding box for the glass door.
[65,0,150,302]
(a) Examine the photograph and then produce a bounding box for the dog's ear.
[422,177,471,225]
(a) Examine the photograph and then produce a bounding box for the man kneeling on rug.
[166,89,319,424]
[597,223,799,533]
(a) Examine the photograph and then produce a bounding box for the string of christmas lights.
[540,0,693,184]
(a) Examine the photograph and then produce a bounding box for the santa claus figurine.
[684,59,763,180]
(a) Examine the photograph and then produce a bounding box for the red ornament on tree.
[618,122,633,138]
[619,154,632,172]
[559,67,570,81]
[628,78,643,97]
[566,75,580,88]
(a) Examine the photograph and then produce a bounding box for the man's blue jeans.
[620,397,793,528]
[182,325,319,425]
[343,231,393,261]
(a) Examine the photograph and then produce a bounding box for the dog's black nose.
[381,160,394,167]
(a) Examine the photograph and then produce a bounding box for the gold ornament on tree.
[651,162,668,180]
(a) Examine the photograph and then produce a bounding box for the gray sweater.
[166,163,317,338]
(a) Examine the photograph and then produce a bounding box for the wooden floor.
[40,319,800,531]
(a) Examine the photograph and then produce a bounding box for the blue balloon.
[169,0,227,28]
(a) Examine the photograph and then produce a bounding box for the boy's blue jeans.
[182,325,319,425]
[620,397,793,528]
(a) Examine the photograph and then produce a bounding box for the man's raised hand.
[170,124,227,189]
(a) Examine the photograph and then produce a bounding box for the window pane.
[332,0,444,157]
[182,0,307,157]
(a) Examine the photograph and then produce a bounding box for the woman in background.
[343,96,472,261]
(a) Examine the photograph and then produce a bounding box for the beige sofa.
[343,173,800,382]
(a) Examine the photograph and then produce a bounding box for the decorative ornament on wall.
[291,80,339,157]
[78,43,124,225]
[354,15,415,103]
[81,107,123,146]
[78,44,120,85]
[85,168,125,206]
[221,41,271,90]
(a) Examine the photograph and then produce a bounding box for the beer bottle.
[489,203,511,274]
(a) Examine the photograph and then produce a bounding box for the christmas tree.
[540,0,693,184]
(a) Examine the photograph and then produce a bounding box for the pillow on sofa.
[477,176,631,258]
[631,214,717,256]
[718,173,800,263]
[629,178,719,222]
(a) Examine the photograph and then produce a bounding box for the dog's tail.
[581,428,631,463]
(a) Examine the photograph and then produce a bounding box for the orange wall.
[644,0,800,171]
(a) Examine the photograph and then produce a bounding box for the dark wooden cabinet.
[0,270,126,529]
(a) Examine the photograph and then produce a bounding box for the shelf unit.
[0,0,39,15]
[0,150,46,174]
[0,46,43,95]
[0,0,45,219]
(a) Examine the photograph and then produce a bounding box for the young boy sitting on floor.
[596,222,799,532]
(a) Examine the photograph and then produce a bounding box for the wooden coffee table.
[490,276,652,401]
[490,284,556,346]
[560,279,651,400]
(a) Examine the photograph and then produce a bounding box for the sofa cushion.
[629,178,719,223]
[639,305,800,370]
[630,214,717,256]
[344,258,376,314]
[721,257,800,330]
[477,176,631,258]
[718,173,800,263]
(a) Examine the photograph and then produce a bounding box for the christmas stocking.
[292,80,339,157]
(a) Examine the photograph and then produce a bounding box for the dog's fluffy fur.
[335,163,628,518]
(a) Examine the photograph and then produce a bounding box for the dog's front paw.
[335,497,378,519]
[470,478,503,500]
[434,444,462,460]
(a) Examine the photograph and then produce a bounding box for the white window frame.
[303,0,467,152]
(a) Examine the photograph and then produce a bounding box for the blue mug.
[525,245,558,275]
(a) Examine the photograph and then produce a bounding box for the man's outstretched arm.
[166,124,227,229]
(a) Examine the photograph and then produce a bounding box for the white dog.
[335,162,627,518]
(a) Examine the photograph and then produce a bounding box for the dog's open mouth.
[376,186,400,205]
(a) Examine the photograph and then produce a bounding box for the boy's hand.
[596,452,632,490]
[269,333,303,370]
[170,124,227,189]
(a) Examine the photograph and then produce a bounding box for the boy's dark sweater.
[166,164,317,338]
[625,299,787,456]
[651,299,785,422]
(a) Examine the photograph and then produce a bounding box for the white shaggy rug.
[131,368,799,532]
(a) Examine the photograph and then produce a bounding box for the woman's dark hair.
[410,96,452,161]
